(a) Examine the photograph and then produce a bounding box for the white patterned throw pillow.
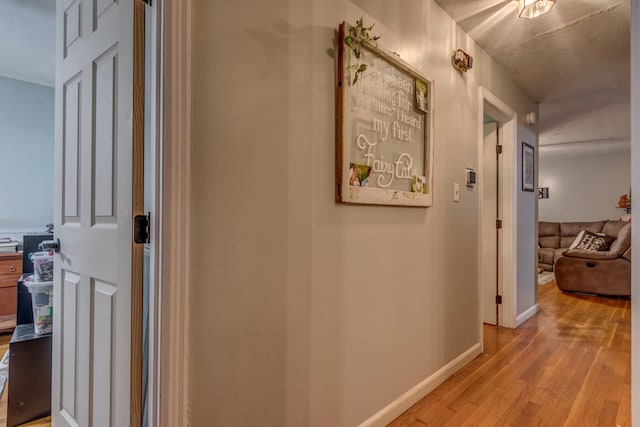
[573,230,614,251]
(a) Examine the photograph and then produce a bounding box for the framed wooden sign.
[336,22,434,207]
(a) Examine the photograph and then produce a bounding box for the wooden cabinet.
[7,323,52,427]
[0,253,21,332]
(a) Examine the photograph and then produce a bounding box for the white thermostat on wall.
[465,168,476,187]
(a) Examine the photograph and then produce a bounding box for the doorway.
[0,2,55,426]
[481,119,501,326]
[0,1,163,425]
[478,88,518,332]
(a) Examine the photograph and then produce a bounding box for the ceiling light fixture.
[518,0,556,19]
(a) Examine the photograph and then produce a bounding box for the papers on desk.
[0,240,19,253]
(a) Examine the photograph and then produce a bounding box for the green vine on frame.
[343,17,381,85]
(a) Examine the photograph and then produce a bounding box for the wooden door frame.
[132,1,146,424]
[478,88,518,334]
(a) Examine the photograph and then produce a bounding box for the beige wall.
[189,0,538,425]
[538,150,631,222]
[517,125,538,316]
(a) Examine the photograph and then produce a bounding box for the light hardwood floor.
[0,333,50,427]
[0,281,629,427]
[389,281,631,426]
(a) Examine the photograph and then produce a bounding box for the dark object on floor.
[16,276,32,325]
[7,323,51,427]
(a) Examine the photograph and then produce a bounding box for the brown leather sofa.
[538,220,631,296]
[538,221,607,271]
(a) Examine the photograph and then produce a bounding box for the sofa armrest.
[623,247,632,262]
[562,249,620,260]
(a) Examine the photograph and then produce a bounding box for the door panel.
[54,1,141,426]
[93,48,118,221]
[482,122,498,325]
[60,271,79,421]
[63,76,81,221]
[92,279,116,427]
[96,0,117,23]
[63,1,81,55]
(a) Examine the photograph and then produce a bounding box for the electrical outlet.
[453,183,460,202]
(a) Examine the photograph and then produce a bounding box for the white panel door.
[482,122,499,325]
[53,1,141,426]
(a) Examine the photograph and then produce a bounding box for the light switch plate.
[453,183,460,202]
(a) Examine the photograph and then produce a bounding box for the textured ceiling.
[0,0,630,149]
[435,0,630,147]
[0,0,55,87]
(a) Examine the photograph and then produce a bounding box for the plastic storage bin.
[30,251,53,282]
[23,275,53,335]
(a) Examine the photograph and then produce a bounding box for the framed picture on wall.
[522,142,535,192]
[335,21,434,207]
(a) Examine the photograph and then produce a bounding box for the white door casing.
[160,1,192,425]
[53,1,142,426]
[478,88,518,330]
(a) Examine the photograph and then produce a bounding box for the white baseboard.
[358,342,482,427]
[515,304,539,327]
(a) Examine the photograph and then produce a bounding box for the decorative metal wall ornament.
[452,49,473,73]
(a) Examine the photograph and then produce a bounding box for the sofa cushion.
[560,221,606,248]
[563,249,620,260]
[553,248,567,266]
[540,236,560,248]
[609,223,632,256]
[538,247,556,265]
[555,256,631,296]
[572,230,615,251]
[568,230,585,249]
[538,222,560,248]
[602,220,628,239]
